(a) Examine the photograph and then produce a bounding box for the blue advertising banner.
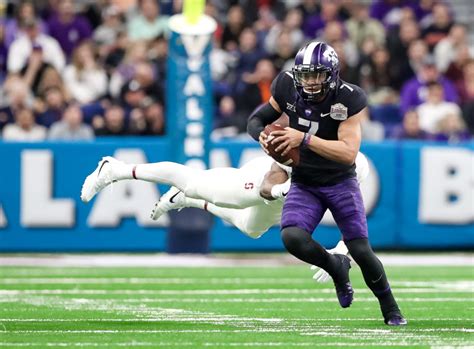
[0,140,472,251]
[399,141,474,248]
[0,139,172,252]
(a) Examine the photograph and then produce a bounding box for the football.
[264,124,300,166]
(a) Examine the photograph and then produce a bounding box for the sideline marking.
[0,253,472,267]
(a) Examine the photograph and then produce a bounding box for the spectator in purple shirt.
[4,1,48,48]
[399,55,459,115]
[369,0,419,28]
[303,0,342,38]
[47,0,92,59]
[414,0,436,25]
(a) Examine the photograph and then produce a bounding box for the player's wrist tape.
[300,132,311,149]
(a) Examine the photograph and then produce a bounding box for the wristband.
[301,132,311,149]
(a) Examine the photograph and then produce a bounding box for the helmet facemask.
[293,65,333,103]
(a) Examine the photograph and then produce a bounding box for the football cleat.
[311,240,349,283]
[332,254,354,308]
[384,311,408,326]
[150,186,186,220]
[81,156,123,203]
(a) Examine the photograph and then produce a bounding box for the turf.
[0,263,473,348]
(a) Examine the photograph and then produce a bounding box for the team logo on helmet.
[323,47,339,68]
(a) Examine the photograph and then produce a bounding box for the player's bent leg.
[324,178,406,324]
[346,238,407,326]
[150,188,278,239]
[281,226,354,308]
[151,187,215,220]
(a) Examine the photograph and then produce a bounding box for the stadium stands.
[0,0,472,142]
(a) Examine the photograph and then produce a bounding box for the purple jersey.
[399,76,459,115]
[47,15,92,58]
[271,71,367,186]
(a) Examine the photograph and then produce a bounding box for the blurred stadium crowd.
[0,0,472,142]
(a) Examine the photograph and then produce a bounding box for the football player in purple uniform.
[247,41,406,326]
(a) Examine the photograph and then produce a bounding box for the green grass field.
[0,261,473,348]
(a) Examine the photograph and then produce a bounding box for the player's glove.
[310,240,349,283]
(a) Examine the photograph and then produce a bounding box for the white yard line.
[2,329,473,333]
[0,317,470,322]
[0,344,160,348]
[0,343,457,348]
[1,295,472,303]
[0,279,472,290]
[0,253,472,267]
[0,287,472,295]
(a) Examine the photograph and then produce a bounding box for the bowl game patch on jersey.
[330,103,348,121]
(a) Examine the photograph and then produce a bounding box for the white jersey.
[148,153,370,239]
[197,153,369,238]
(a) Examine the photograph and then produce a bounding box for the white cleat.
[81,156,122,203]
[150,186,186,220]
[311,240,349,283]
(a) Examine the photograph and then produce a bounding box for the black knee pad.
[346,238,373,263]
[281,226,332,268]
[281,227,310,252]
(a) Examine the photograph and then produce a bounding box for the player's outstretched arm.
[259,162,290,200]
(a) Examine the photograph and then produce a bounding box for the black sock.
[281,226,339,274]
[346,238,400,314]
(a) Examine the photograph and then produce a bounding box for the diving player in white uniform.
[81,152,368,282]
[81,152,368,240]
[82,155,289,238]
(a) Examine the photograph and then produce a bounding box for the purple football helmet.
[292,41,340,102]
